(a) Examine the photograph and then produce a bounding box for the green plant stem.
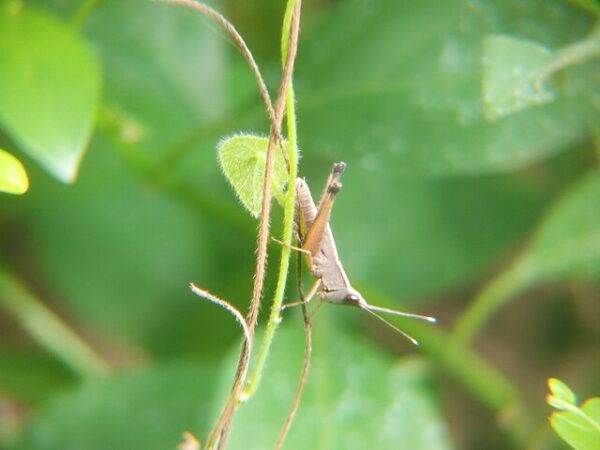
[0,269,109,379]
[243,0,299,399]
[450,259,533,347]
[540,23,600,80]
[451,259,534,347]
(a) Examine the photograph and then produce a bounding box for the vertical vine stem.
[243,0,300,399]
[206,1,302,448]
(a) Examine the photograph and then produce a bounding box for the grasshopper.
[290,162,435,344]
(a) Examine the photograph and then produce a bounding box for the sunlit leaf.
[548,377,577,407]
[0,5,101,182]
[483,35,555,120]
[0,148,28,194]
[218,134,289,217]
[547,379,600,450]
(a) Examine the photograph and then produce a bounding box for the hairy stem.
[0,269,109,379]
[206,2,302,448]
[243,0,301,399]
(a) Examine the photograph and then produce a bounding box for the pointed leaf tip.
[548,378,577,406]
[0,7,101,183]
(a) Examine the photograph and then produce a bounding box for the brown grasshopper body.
[294,162,435,342]
[295,163,365,307]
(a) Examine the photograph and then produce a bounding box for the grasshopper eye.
[343,294,361,306]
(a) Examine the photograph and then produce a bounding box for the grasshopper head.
[342,288,368,309]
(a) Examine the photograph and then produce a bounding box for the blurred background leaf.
[23,137,231,356]
[16,361,218,450]
[521,172,600,281]
[292,0,597,175]
[482,35,556,120]
[453,171,600,345]
[0,5,101,182]
[230,321,453,450]
[84,0,227,158]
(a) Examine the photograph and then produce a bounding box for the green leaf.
[218,134,289,217]
[547,379,600,450]
[229,321,453,450]
[452,172,600,344]
[548,378,577,407]
[0,347,75,404]
[295,0,595,175]
[551,400,600,450]
[17,362,218,450]
[482,35,556,120]
[0,5,101,182]
[0,148,28,194]
[521,172,600,281]
[24,137,241,356]
[84,0,226,159]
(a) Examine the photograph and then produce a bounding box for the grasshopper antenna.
[190,283,252,353]
[359,305,421,345]
[363,304,436,323]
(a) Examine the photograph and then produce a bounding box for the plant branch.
[189,283,252,354]
[243,0,301,399]
[0,269,109,379]
[206,1,302,448]
[538,23,600,80]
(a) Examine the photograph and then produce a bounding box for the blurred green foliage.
[0,0,598,449]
